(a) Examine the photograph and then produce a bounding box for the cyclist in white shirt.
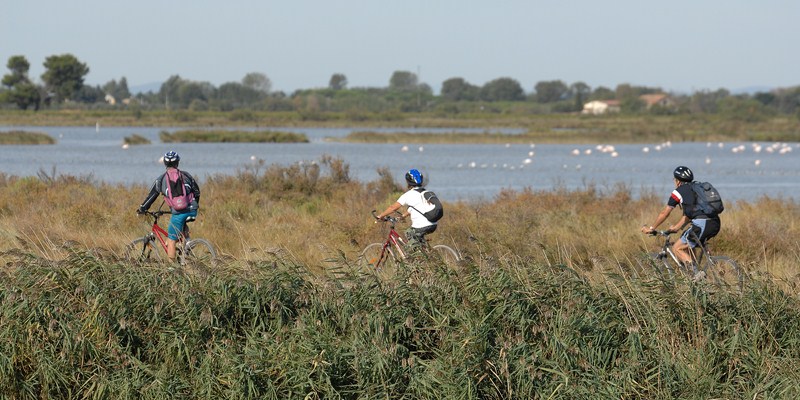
[375,169,438,249]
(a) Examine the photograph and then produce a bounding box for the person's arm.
[376,202,402,221]
[184,171,200,204]
[668,215,690,233]
[138,178,161,213]
[641,205,674,233]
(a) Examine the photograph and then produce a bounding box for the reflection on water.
[1,126,798,202]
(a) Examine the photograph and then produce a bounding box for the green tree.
[329,73,348,90]
[2,55,41,110]
[441,77,479,101]
[570,81,591,110]
[480,77,524,102]
[2,55,31,87]
[217,82,263,108]
[41,54,89,102]
[534,80,568,103]
[5,82,42,110]
[242,72,271,94]
[590,86,615,100]
[389,70,418,92]
[102,77,131,102]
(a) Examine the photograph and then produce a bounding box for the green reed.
[1,248,799,399]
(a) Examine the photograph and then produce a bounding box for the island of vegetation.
[0,130,55,145]
[159,129,309,143]
[122,133,150,145]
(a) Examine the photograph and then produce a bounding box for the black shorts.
[681,217,720,248]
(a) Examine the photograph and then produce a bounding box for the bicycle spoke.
[431,245,460,268]
[360,243,398,278]
[124,237,162,263]
[183,239,217,268]
[704,256,744,291]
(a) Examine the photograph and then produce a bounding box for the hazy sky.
[2,0,798,94]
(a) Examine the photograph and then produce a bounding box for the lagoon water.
[1,125,798,203]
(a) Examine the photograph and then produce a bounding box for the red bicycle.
[124,207,216,266]
[360,210,460,275]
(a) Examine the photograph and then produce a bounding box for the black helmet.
[405,169,423,187]
[163,151,180,168]
[673,166,694,182]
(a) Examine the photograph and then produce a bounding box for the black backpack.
[413,188,444,222]
[691,181,724,216]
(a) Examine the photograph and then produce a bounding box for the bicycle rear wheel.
[124,236,162,263]
[704,256,743,291]
[183,238,217,267]
[431,244,461,268]
[360,243,398,277]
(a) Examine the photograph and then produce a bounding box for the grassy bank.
[3,110,800,144]
[160,129,309,143]
[0,130,56,145]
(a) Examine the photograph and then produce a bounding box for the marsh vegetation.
[1,157,799,397]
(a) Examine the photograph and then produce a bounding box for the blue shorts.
[168,209,198,240]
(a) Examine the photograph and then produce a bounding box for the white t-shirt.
[397,188,437,228]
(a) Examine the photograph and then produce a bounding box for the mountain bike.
[359,211,460,275]
[124,208,216,267]
[645,230,743,291]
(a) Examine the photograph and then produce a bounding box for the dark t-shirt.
[666,183,696,218]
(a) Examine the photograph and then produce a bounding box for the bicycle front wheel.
[360,243,398,276]
[183,238,217,267]
[704,256,743,291]
[431,245,461,268]
[124,236,162,263]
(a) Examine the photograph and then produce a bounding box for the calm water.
[1,125,798,202]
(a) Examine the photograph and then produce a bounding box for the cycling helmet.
[673,166,694,182]
[163,151,180,168]
[405,169,423,187]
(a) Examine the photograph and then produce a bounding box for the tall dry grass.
[0,158,798,285]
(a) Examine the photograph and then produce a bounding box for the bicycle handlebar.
[371,210,402,223]
[138,209,170,218]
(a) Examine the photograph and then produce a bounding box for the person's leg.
[405,227,425,250]
[405,225,437,250]
[672,221,702,264]
[167,211,197,262]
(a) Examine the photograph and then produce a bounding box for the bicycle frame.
[374,212,407,263]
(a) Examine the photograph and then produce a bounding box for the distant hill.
[129,82,162,94]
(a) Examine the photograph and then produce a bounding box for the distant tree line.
[2,53,800,120]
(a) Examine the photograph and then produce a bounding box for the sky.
[2,0,798,95]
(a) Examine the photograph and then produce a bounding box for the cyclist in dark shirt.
[641,166,721,272]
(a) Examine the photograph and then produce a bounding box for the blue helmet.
[405,169,423,186]
[163,151,180,167]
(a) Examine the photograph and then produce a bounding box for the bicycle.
[359,210,461,275]
[645,230,743,291]
[124,207,216,267]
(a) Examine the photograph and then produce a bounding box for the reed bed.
[1,250,799,398]
[1,158,799,397]
[159,130,309,143]
[0,130,56,145]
